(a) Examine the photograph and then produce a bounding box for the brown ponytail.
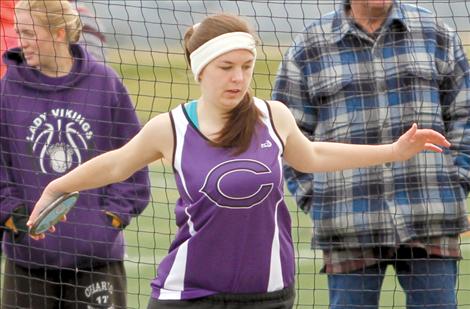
[184,13,261,155]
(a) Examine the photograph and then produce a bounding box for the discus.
[29,192,79,235]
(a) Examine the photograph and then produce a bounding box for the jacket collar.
[329,0,410,44]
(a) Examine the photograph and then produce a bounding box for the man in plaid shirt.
[273,0,470,307]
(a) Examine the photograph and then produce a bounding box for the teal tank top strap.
[184,100,199,129]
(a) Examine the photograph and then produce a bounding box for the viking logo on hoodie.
[26,108,94,174]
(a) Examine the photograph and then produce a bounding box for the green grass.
[109,50,470,308]
[107,48,282,123]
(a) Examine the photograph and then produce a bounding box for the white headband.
[189,32,257,82]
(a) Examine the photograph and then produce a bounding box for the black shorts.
[1,258,127,309]
[147,285,295,309]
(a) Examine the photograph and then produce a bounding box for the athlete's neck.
[197,98,227,139]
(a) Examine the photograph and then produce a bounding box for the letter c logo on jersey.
[200,159,274,209]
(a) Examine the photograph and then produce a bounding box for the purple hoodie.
[0,44,150,269]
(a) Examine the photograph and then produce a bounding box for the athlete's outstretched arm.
[269,101,451,173]
[27,113,173,235]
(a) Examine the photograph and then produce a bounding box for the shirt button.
[378,83,387,92]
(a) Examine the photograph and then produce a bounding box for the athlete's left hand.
[392,123,451,161]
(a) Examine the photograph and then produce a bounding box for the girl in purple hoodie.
[0,1,150,308]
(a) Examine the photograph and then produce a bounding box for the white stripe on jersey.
[254,98,285,291]
[268,200,284,291]
[253,98,284,155]
[172,106,193,202]
[159,240,189,300]
[185,207,196,236]
[160,106,200,300]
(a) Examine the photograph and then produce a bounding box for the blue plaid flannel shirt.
[273,1,470,250]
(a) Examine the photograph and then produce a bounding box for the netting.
[1,1,469,308]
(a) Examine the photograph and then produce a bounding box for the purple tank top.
[150,98,294,300]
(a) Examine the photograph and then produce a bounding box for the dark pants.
[328,247,458,309]
[147,285,295,309]
[2,259,127,309]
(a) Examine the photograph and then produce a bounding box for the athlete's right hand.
[27,186,65,240]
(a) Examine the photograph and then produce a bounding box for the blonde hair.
[15,0,82,43]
